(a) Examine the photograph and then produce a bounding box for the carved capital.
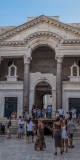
[55,55,64,63]
[23,54,32,64]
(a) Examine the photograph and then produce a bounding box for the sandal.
[54,152,57,155]
[65,151,68,153]
[61,151,63,154]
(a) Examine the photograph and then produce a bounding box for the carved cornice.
[0,32,80,47]
[0,31,63,47]
[61,39,80,45]
[24,31,62,42]
[0,15,80,41]
[0,41,25,46]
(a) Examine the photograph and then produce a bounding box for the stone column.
[52,90,56,118]
[23,54,32,113]
[55,55,63,110]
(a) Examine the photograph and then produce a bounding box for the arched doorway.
[35,81,52,109]
[29,45,56,114]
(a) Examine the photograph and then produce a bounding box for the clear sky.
[0,0,80,26]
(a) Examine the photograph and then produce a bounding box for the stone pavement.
[0,135,80,160]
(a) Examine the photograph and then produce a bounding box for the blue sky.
[0,0,80,26]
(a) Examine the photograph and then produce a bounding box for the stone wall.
[30,46,56,74]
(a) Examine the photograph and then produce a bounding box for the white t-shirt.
[65,113,70,119]
[27,121,34,131]
[71,109,76,118]
[18,119,21,125]
[58,108,64,115]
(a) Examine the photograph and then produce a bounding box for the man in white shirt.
[27,118,35,143]
[57,107,64,118]
[69,107,76,121]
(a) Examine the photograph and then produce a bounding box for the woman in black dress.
[53,116,63,155]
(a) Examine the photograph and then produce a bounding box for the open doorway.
[35,81,52,109]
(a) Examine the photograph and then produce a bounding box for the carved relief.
[55,55,64,63]
[23,54,32,64]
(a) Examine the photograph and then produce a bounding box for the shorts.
[27,131,33,137]
[69,133,73,139]
[48,112,52,117]
[72,115,76,119]
[59,115,63,118]
[7,127,11,134]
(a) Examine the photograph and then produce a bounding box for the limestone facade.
[0,15,80,118]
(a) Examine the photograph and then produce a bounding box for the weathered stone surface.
[0,135,80,160]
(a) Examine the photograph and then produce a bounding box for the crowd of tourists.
[32,104,52,119]
[4,105,79,155]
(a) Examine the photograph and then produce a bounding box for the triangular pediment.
[0,15,80,45]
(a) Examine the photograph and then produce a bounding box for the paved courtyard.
[0,135,80,160]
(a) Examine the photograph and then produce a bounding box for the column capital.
[55,55,64,63]
[23,54,32,64]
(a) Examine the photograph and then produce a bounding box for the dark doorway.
[4,97,17,118]
[69,98,80,117]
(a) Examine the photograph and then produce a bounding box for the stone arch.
[32,78,53,90]
[25,31,63,54]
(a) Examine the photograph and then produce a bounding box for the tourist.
[68,117,76,148]
[47,105,52,118]
[45,107,48,118]
[78,114,80,124]
[69,107,77,121]
[6,117,12,139]
[18,117,24,138]
[34,120,46,151]
[61,119,68,152]
[11,110,17,119]
[65,112,70,119]
[26,118,35,143]
[57,107,64,118]
[41,108,45,118]
[53,116,63,155]
[32,104,37,119]
[37,108,41,118]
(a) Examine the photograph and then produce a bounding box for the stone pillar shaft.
[56,56,63,110]
[23,54,31,113]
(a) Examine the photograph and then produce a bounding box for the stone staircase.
[0,118,18,134]
[74,123,80,137]
[0,118,80,136]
